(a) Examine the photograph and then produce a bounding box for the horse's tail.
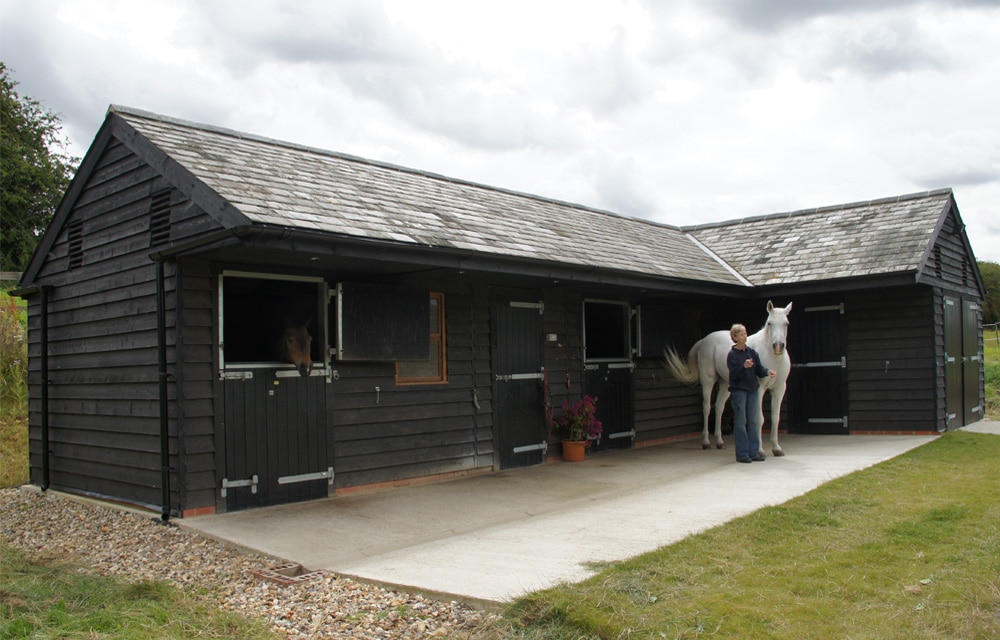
[663,344,700,385]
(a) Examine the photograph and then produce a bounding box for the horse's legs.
[700,383,713,449]
[713,387,729,449]
[768,384,787,457]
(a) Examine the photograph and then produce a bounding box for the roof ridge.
[681,188,954,232]
[109,105,684,232]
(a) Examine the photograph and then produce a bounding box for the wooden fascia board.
[107,112,251,230]
[914,192,954,285]
[750,271,921,298]
[913,192,987,298]
[233,225,748,296]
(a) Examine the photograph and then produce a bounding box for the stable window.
[583,299,631,362]
[333,282,430,361]
[396,292,447,384]
[219,272,326,373]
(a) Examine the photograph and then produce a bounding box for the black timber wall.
[327,284,496,490]
[846,286,937,431]
[24,139,223,511]
[925,206,987,423]
[175,260,220,512]
[842,205,985,433]
[182,280,713,510]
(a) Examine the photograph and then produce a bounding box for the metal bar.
[512,442,548,454]
[275,367,328,379]
[220,370,254,380]
[510,301,544,313]
[278,467,334,486]
[804,303,845,314]
[607,362,633,370]
[496,372,544,381]
[221,474,258,497]
[608,430,636,440]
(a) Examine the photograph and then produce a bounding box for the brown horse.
[275,319,314,376]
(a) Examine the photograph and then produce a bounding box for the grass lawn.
[985,339,1000,419]
[0,414,28,488]
[487,430,1000,639]
[0,541,277,639]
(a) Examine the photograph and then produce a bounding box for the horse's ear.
[784,302,793,314]
[767,300,774,312]
[305,318,313,329]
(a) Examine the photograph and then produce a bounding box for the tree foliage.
[1,62,77,273]
[979,261,1000,324]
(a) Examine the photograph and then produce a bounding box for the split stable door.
[582,300,635,452]
[944,295,983,428]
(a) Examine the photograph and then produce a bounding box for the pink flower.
[556,395,603,442]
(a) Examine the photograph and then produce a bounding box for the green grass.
[488,431,1000,639]
[0,540,278,639]
[0,413,28,488]
[985,340,1000,419]
[0,288,29,488]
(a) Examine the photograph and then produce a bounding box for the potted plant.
[556,395,602,461]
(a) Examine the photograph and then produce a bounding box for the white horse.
[664,301,793,456]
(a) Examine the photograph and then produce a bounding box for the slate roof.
[686,191,953,286]
[114,107,742,286]
[28,105,960,292]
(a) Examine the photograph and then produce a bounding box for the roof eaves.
[681,188,956,234]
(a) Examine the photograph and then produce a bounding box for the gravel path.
[0,487,501,638]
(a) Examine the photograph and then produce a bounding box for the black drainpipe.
[155,259,171,521]
[40,286,50,491]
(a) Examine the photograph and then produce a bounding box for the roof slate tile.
[115,107,952,289]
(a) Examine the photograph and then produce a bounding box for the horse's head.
[278,320,314,377]
[764,300,793,356]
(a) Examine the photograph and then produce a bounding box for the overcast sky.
[2,0,998,262]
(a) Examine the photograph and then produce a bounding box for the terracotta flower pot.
[561,440,587,462]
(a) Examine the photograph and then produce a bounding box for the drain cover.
[250,562,326,586]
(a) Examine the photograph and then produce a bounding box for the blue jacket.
[727,345,769,392]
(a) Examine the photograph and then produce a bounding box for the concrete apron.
[182,433,938,605]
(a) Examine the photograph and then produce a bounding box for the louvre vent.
[68,219,84,269]
[149,189,172,246]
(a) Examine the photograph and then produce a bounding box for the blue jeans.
[730,389,761,460]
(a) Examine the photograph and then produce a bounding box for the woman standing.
[727,324,776,463]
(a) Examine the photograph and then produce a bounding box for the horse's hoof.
[702,444,711,450]
[772,449,786,457]
[716,444,726,450]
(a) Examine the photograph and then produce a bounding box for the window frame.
[395,292,447,385]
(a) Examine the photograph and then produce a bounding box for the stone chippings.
[0,488,500,639]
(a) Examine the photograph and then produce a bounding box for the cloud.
[1,0,998,261]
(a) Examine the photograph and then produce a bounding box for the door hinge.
[512,441,548,455]
[277,467,334,486]
[221,474,258,497]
